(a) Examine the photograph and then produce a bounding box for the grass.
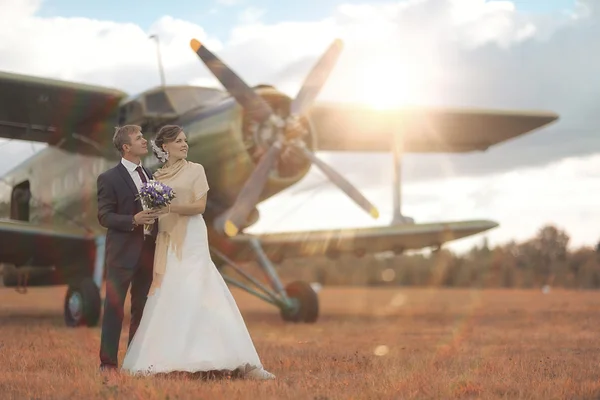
[1,285,599,399]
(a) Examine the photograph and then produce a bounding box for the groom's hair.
[113,125,142,155]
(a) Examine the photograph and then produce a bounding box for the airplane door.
[10,181,31,221]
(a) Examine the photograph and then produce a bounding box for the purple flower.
[136,180,176,210]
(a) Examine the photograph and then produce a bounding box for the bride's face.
[163,131,189,161]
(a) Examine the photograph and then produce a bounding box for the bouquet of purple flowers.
[136,180,176,235]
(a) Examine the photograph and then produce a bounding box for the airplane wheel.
[64,277,101,327]
[280,281,319,323]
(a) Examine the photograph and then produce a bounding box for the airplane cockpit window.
[145,91,175,114]
[117,99,144,125]
[118,106,127,125]
[117,87,226,125]
[165,87,225,116]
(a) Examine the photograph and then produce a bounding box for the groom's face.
[126,130,148,157]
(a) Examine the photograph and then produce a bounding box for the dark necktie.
[135,166,148,184]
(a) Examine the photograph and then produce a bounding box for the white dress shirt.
[121,158,150,193]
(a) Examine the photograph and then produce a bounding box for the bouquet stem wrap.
[144,222,154,236]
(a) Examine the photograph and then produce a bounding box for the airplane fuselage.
[0,86,313,258]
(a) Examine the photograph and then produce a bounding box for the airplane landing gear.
[64,277,101,327]
[211,238,320,323]
[279,281,318,323]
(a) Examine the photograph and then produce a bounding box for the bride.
[121,125,275,380]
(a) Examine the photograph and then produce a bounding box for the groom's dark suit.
[97,160,158,369]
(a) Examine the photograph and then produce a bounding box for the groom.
[97,125,161,372]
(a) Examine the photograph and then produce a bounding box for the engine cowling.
[241,85,317,186]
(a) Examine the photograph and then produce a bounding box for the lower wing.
[229,219,497,261]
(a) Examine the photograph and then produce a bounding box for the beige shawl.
[149,159,209,294]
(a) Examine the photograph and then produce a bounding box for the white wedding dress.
[121,166,274,380]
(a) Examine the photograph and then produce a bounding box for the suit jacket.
[97,162,157,269]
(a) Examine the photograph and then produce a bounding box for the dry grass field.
[1,284,599,399]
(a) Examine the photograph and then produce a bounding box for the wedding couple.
[96,124,275,380]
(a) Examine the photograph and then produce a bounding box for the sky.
[0,0,598,253]
[35,0,579,36]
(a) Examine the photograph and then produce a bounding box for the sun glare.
[355,55,429,109]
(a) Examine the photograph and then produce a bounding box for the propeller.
[190,38,379,237]
[190,39,276,124]
[289,39,343,116]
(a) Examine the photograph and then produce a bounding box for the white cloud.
[0,0,40,23]
[0,6,222,93]
[0,0,598,250]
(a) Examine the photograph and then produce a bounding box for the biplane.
[0,38,558,327]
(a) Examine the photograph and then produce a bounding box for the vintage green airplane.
[0,38,558,328]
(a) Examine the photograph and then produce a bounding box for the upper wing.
[0,218,96,282]
[308,103,559,152]
[0,71,126,152]
[229,219,497,261]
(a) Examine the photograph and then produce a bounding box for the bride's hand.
[152,205,170,216]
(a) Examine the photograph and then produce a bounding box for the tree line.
[272,225,600,289]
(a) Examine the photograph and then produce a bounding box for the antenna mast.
[149,34,166,87]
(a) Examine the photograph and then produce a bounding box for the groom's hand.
[134,210,160,225]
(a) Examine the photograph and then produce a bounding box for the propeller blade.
[290,39,344,116]
[190,38,274,123]
[223,140,284,236]
[296,144,379,219]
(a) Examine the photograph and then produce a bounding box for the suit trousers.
[99,237,155,367]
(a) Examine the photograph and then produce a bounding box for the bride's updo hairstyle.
[152,125,183,162]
